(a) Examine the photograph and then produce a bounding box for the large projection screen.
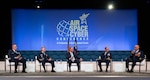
[11,9,137,51]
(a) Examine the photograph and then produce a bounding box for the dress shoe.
[105,69,108,72]
[99,70,103,72]
[44,70,47,72]
[126,69,130,72]
[22,71,27,73]
[129,70,134,72]
[51,70,56,72]
[78,70,80,72]
[14,71,18,73]
[69,69,71,72]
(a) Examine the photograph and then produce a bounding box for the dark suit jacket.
[130,50,145,59]
[37,52,50,61]
[8,49,21,61]
[66,51,80,61]
[100,51,112,60]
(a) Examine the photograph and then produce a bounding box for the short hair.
[12,44,16,46]
[105,47,108,49]
[41,46,45,48]
[12,44,17,47]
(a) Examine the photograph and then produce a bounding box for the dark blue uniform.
[97,51,112,72]
[8,49,26,73]
[126,50,145,72]
[37,52,55,72]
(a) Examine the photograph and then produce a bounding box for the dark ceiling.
[1,0,150,9]
[0,0,150,60]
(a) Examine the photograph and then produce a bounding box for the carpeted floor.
[0,71,150,76]
[0,75,150,80]
[0,71,150,80]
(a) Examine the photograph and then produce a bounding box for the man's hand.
[135,53,140,57]
[131,50,135,54]
[39,59,43,61]
[15,55,20,59]
[107,53,110,57]
[107,57,111,60]
[18,57,22,60]
[69,57,73,60]
[48,58,52,61]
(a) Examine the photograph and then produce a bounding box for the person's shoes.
[22,71,27,73]
[129,70,134,72]
[126,69,130,72]
[44,70,47,72]
[105,69,108,72]
[14,70,18,73]
[69,69,71,72]
[99,70,103,72]
[78,70,80,72]
[105,68,108,72]
[51,70,56,72]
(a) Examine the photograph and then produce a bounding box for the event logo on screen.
[56,13,89,45]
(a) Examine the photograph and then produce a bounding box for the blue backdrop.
[11,9,137,50]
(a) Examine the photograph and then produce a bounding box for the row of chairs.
[5,55,147,73]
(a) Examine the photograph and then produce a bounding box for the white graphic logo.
[56,13,89,44]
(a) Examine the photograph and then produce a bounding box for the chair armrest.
[96,58,100,61]
[5,58,11,60]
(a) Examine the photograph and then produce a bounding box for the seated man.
[8,44,27,73]
[97,47,112,72]
[126,44,145,72]
[66,47,82,72]
[37,47,56,72]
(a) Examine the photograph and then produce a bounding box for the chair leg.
[5,60,6,72]
[35,64,36,72]
[67,63,68,72]
[146,59,147,72]
[139,64,141,73]
[45,65,47,71]
[96,61,98,72]
[40,65,41,72]
[109,63,111,72]
[18,65,20,72]
[10,64,11,73]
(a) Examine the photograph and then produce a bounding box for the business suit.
[8,49,27,73]
[97,51,111,72]
[37,52,55,72]
[66,51,81,72]
[126,49,145,72]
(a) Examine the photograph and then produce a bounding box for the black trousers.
[68,59,80,71]
[40,59,55,71]
[126,57,142,71]
[11,58,27,71]
[97,59,110,70]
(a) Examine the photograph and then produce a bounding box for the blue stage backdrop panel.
[11,9,137,50]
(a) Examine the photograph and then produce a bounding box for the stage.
[1,61,150,80]
[0,71,150,80]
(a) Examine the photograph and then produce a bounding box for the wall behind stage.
[11,9,137,51]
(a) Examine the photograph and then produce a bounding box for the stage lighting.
[37,5,40,8]
[108,4,114,10]
[35,0,43,8]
